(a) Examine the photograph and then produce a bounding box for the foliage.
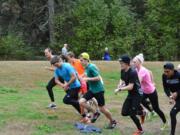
[0,0,179,60]
[0,61,180,134]
[0,35,34,60]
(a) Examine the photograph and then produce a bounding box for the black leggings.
[170,99,180,135]
[121,95,143,131]
[46,77,64,102]
[63,87,81,113]
[142,90,166,123]
[142,98,153,112]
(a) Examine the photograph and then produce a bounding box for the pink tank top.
[137,66,155,94]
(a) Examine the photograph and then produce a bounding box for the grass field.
[0,61,179,135]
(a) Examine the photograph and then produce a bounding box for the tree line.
[0,0,179,60]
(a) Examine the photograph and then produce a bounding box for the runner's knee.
[46,84,52,91]
[63,96,70,104]
[121,109,129,116]
[79,98,86,105]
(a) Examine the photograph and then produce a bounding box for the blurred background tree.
[0,0,179,60]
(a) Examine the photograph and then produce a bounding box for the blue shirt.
[103,52,111,61]
[54,63,81,89]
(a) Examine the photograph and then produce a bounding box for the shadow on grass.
[0,86,18,94]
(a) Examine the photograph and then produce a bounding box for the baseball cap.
[50,55,60,65]
[164,62,174,70]
[80,52,90,61]
[119,55,131,65]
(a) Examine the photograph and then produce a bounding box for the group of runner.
[44,48,179,135]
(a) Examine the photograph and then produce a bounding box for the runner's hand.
[62,83,69,91]
[118,83,125,88]
[171,92,178,100]
[169,99,175,105]
[169,96,175,105]
[114,88,121,95]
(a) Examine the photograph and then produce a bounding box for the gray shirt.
[62,47,68,56]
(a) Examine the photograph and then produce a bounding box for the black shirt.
[162,70,180,100]
[121,67,143,97]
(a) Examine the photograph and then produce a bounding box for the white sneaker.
[47,103,57,109]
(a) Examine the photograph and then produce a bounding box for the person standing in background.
[62,43,68,56]
[61,43,68,62]
[103,47,111,61]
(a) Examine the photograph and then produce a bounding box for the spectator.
[103,47,111,61]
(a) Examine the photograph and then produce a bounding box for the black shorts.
[122,94,143,116]
[83,91,105,107]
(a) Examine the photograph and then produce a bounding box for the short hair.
[45,48,52,53]
[50,55,62,65]
[119,55,131,65]
[164,63,174,70]
[67,51,75,58]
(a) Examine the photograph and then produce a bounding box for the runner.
[162,63,180,135]
[115,55,145,135]
[131,59,155,118]
[44,48,64,109]
[50,55,82,115]
[79,52,117,129]
[67,51,99,122]
[67,51,84,76]
[133,53,167,129]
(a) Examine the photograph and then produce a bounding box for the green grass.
[0,61,179,135]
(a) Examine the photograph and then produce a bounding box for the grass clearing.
[0,61,179,135]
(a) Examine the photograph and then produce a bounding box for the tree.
[0,0,179,60]
[48,0,55,44]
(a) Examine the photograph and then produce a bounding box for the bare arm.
[66,73,76,86]
[118,79,125,88]
[45,65,56,71]
[56,73,76,90]
[115,82,134,94]
[120,83,134,91]
[83,76,100,82]
[55,77,64,88]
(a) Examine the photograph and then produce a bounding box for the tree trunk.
[47,0,55,44]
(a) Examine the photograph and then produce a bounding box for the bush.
[0,35,34,60]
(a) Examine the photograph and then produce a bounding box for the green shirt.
[85,63,104,93]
